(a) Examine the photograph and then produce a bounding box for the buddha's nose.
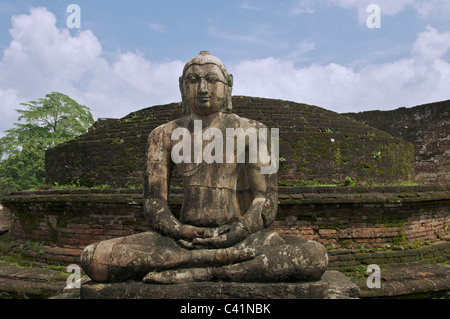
[199,78,209,95]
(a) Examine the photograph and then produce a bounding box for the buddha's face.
[181,64,229,115]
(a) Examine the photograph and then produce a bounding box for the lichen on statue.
[80,51,328,284]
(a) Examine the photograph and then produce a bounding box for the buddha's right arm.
[143,195,182,239]
[143,126,183,239]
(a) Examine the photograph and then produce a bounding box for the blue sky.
[1,0,450,134]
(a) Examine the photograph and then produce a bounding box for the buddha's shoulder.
[148,117,190,137]
[227,113,268,130]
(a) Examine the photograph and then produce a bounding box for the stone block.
[352,253,371,260]
[81,280,330,299]
[338,254,355,261]
[321,270,360,299]
[80,270,360,300]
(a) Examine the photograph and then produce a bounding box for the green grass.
[277,179,421,187]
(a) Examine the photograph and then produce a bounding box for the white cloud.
[326,0,450,23]
[1,7,101,95]
[331,0,414,14]
[232,26,450,112]
[1,6,450,137]
[239,1,262,11]
[326,0,414,24]
[291,0,315,15]
[85,52,183,117]
[285,41,316,63]
[0,7,183,133]
[411,0,450,18]
[148,23,165,33]
[0,88,23,137]
[412,25,450,61]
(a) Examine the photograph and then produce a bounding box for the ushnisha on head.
[180,51,234,115]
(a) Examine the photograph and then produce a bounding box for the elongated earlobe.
[226,74,233,112]
[179,76,188,115]
[228,74,234,87]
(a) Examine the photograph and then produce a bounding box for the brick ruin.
[45,96,415,188]
[2,186,449,267]
[1,96,449,266]
[345,99,450,186]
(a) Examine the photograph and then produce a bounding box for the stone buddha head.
[179,51,234,116]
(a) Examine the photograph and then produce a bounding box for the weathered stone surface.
[345,100,450,186]
[354,264,450,298]
[1,186,448,252]
[0,262,67,299]
[80,279,329,299]
[78,51,328,286]
[80,269,363,300]
[321,270,360,299]
[45,96,415,188]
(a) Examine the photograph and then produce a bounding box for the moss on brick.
[45,96,415,188]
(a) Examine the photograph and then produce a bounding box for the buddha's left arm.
[239,165,278,234]
[225,124,279,241]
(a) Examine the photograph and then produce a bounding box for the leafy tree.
[0,92,94,196]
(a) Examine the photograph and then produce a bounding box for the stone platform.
[80,270,359,299]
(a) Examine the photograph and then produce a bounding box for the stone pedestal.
[80,271,359,299]
[81,281,328,299]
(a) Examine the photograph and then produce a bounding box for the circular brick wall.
[45,96,415,188]
[3,186,448,250]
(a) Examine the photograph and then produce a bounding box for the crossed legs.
[81,230,328,283]
[143,230,328,284]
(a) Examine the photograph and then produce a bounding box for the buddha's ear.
[179,76,188,115]
[179,76,184,92]
[227,73,234,87]
[227,74,234,98]
[226,74,234,113]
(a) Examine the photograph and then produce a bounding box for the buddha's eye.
[186,75,200,83]
[185,74,226,85]
[205,75,220,83]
